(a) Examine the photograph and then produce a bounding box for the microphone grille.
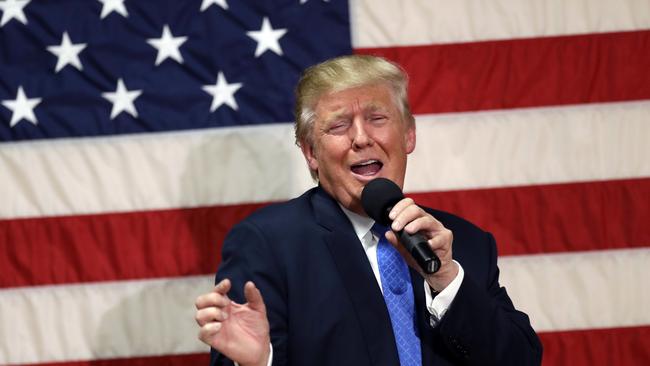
[361,178,404,226]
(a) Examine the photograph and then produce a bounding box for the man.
[195,55,542,366]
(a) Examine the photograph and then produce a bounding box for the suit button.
[458,347,469,358]
[447,337,470,358]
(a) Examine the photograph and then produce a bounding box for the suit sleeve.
[210,220,289,366]
[435,232,543,365]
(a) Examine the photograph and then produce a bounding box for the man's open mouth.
[351,160,383,176]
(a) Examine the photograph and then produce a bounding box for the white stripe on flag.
[0,276,212,365]
[1,248,649,365]
[351,0,650,47]
[2,101,649,219]
[499,248,650,332]
[406,101,650,193]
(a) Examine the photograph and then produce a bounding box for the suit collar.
[310,185,350,231]
[338,203,375,242]
[310,186,401,366]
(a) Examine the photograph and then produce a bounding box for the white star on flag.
[0,0,30,27]
[98,0,128,19]
[47,32,87,73]
[200,0,228,12]
[1,86,41,127]
[102,78,143,119]
[202,72,243,111]
[147,25,188,66]
[299,0,329,3]
[246,17,288,57]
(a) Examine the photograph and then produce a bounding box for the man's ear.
[405,121,416,154]
[300,141,319,171]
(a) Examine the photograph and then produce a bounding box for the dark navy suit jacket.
[211,186,542,365]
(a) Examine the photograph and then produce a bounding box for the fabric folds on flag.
[1,0,649,365]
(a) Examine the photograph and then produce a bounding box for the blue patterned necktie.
[373,223,422,366]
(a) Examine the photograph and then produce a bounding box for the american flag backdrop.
[1,0,649,365]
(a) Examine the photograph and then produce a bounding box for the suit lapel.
[311,187,400,366]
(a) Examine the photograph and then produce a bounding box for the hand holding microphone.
[361,178,448,276]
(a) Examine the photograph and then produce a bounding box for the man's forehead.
[315,85,395,115]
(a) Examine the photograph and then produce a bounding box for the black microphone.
[361,177,441,274]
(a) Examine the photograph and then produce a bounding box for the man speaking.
[194,55,542,365]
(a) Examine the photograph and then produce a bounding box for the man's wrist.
[237,342,272,366]
[425,260,459,292]
[424,260,464,326]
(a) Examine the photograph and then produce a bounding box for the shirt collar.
[338,203,375,242]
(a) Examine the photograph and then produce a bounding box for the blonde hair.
[294,55,414,179]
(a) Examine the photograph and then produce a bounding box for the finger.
[385,230,410,257]
[385,230,399,247]
[402,215,440,235]
[388,197,415,221]
[428,228,453,253]
[386,220,453,274]
[244,281,267,313]
[394,208,445,236]
[195,306,229,326]
[195,291,231,310]
[198,322,222,345]
[214,278,232,294]
[391,203,425,232]
[385,230,422,270]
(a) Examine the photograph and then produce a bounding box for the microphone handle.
[397,230,441,274]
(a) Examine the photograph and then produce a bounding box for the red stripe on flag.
[2,178,648,288]
[20,353,209,366]
[539,326,650,366]
[410,178,650,256]
[16,326,650,366]
[0,203,266,289]
[356,30,650,114]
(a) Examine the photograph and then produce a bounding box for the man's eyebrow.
[322,109,350,124]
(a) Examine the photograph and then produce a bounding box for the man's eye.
[327,122,349,134]
[370,115,387,122]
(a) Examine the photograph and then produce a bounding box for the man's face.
[301,83,416,215]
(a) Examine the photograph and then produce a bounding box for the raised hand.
[195,279,271,366]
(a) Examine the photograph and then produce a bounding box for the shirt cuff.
[234,343,273,366]
[423,260,464,327]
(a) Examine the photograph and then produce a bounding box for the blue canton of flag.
[0,0,352,141]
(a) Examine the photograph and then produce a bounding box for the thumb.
[385,231,421,272]
[244,281,267,313]
[385,230,398,247]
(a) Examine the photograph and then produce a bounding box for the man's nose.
[350,118,373,149]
